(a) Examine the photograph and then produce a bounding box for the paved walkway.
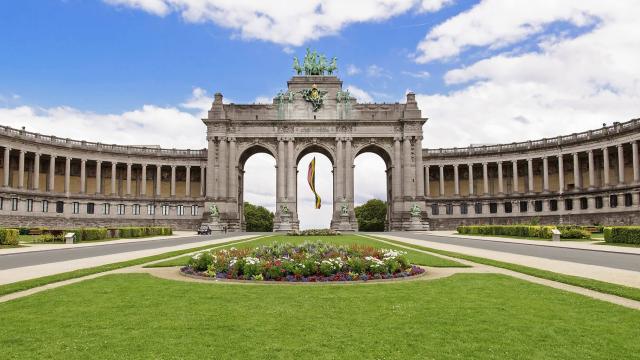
[0,234,257,285]
[428,230,640,255]
[378,233,640,288]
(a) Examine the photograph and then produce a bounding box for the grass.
[145,234,466,268]
[0,272,639,359]
[372,236,640,302]
[0,235,263,297]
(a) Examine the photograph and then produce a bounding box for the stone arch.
[353,142,393,168]
[295,141,336,166]
[236,142,277,231]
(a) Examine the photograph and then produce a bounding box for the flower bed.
[181,241,425,282]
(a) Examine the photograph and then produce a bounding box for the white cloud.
[402,70,430,79]
[346,64,361,75]
[180,87,213,116]
[254,96,272,104]
[416,0,640,148]
[346,85,373,103]
[419,0,454,13]
[415,0,602,63]
[106,0,425,46]
[0,95,208,149]
[366,64,391,78]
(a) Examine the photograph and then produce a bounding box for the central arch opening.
[239,146,276,232]
[296,146,334,230]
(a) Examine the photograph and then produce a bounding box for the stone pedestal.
[274,213,293,232]
[407,214,429,231]
[337,213,356,232]
[203,214,224,233]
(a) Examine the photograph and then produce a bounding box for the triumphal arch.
[203,51,429,231]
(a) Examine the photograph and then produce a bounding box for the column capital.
[453,163,459,168]
[185,165,191,169]
[587,149,593,154]
[438,164,444,168]
[497,160,502,165]
[482,161,488,166]
[542,155,548,160]
[141,163,147,167]
[228,137,236,142]
[81,158,87,163]
[96,159,102,164]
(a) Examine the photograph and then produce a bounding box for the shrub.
[559,228,591,239]
[0,228,19,246]
[604,226,640,244]
[80,228,108,241]
[457,225,554,239]
[288,229,339,236]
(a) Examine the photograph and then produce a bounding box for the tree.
[355,199,387,232]
[244,202,274,232]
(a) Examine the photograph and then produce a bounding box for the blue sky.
[1,0,638,228]
[1,0,474,112]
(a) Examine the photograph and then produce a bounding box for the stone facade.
[1,74,639,231]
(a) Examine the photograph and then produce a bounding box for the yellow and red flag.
[307,157,321,209]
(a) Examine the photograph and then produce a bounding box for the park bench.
[583,226,599,233]
[28,229,43,235]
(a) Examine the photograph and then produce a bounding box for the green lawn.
[0,273,638,359]
[373,236,640,302]
[146,234,466,268]
[0,235,264,297]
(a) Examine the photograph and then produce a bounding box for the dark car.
[197,225,212,235]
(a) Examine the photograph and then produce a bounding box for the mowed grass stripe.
[0,235,267,297]
[369,235,640,302]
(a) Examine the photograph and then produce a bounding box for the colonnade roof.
[424,118,639,159]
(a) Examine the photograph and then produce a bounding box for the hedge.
[604,226,640,244]
[0,228,20,246]
[457,225,555,239]
[44,226,172,242]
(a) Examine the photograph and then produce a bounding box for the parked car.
[197,225,212,235]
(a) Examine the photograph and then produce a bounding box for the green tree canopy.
[244,202,274,232]
[355,199,387,232]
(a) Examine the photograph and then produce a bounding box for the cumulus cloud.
[0,95,208,149]
[346,85,373,103]
[402,70,430,79]
[346,64,361,75]
[416,0,640,148]
[418,0,454,13]
[253,96,272,104]
[105,0,425,46]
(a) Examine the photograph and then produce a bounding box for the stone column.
[453,164,460,196]
[438,165,445,197]
[558,155,564,194]
[200,165,206,196]
[18,149,25,189]
[111,162,117,195]
[497,161,504,195]
[617,144,625,185]
[392,138,401,199]
[527,158,533,193]
[96,160,102,194]
[425,165,430,197]
[415,137,424,197]
[633,140,639,183]
[344,138,353,203]
[468,163,474,196]
[512,160,519,193]
[277,138,285,201]
[287,138,296,200]
[219,139,228,198]
[603,147,610,187]
[126,162,132,195]
[33,152,40,190]
[542,156,549,192]
[229,138,237,199]
[206,138,216,198]
[573,153,581,190]
[48,155,56,192]
[3,147,10,187]
[185,165,191,197]
[403,137,414,198]
[156,165,162,196]
[482,162,489,195]
[80,158,87,194]
[588,150,595,189]
[65,156,71,196]
[170,165,176,197]
[140,164,147,196]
